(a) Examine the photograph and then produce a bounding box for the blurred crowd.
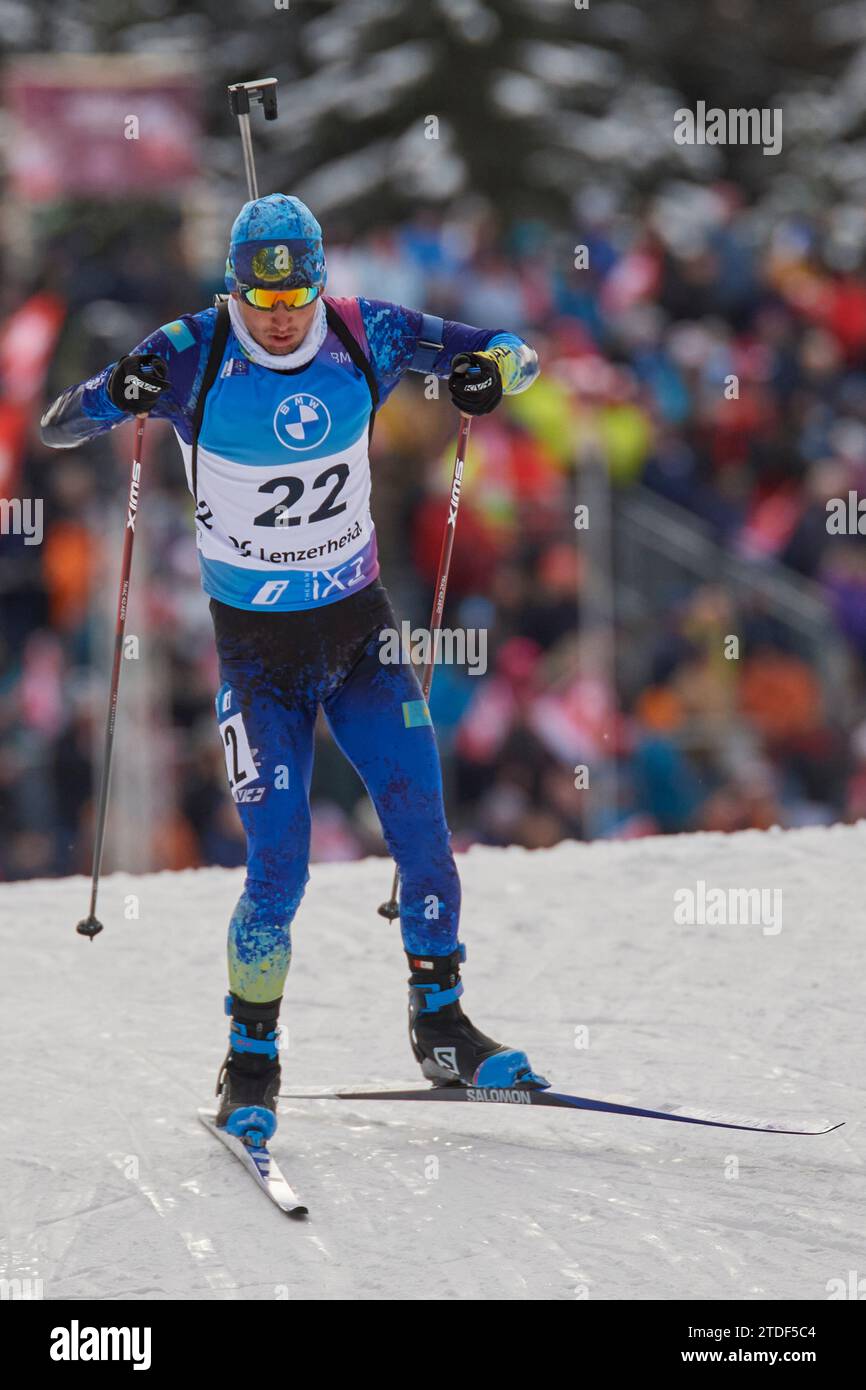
[4,181,866,879]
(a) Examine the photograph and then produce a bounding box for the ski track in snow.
[1,825,863,1300]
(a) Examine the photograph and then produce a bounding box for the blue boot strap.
[229,1020,280,1059]
[412,979,464,1013]
[473,1050,551,1090]
[224,1105,277,1144]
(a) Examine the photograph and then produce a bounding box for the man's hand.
[107,354,169,413]
[447,350,503,416]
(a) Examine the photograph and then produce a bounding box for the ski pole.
[227,78,278,200]
[76,415,147,940]
[378,410,474,921]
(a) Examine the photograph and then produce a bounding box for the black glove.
[447,351,503,416]
[107,354,169,413]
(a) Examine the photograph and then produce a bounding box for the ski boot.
[215,994,281,1147]
[407,946,549,1089]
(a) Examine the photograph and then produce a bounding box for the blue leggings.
[210,581,461,1002]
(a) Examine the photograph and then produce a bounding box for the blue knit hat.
[225,193,326,293]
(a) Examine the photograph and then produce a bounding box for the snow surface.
[1,825,862,1301]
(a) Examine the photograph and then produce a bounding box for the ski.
[198,1110,308,1217]
[280,1087,843,1137]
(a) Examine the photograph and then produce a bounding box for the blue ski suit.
[41,294,538,1001]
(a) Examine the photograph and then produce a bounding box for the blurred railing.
[613,486,851,721]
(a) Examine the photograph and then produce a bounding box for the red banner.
[5,56,201,202]
[0,400,28,498]
[0,292,66,495]
[0,292,66,407]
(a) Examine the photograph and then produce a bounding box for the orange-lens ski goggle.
[239,285,320,310]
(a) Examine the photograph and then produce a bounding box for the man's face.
[232,292,319,353]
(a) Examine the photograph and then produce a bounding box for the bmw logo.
[273,393,332,451]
